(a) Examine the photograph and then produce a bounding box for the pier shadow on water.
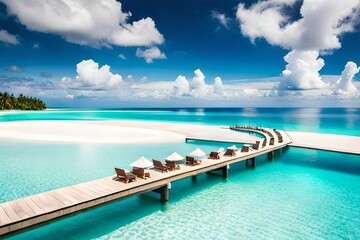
[279,147,360,176]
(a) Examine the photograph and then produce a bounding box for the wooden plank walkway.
[0,128,291,236]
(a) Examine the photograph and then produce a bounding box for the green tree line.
[0,92,46,110]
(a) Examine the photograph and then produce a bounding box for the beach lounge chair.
[185,156,201,165]
[262,139,267,147]
[275,131,283,143]
[270,137,275,145]
[115,168,137,184]
[252,141,260,150]
[224,149,236,156]
[241,146,250,152]
[153,159,171,173]
[165,160,181,170]
[132,167,150,179]
[208,151,220,159]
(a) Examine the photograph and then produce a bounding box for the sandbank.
[287,131,360,155]
[0,121,259,144]
[0,120,359,154]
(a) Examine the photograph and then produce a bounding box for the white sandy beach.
[0,121,259,144]
[0,120,359,154]
[288,131,360,155]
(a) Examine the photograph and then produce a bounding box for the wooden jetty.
[0,127,291,236]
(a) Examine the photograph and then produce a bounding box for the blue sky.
[0,0,359,107]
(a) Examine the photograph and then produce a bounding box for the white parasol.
[129,156,153,168]
[189,148,206,158]
[227,145,238,150]
[217,147,225,153]
[165,152,184,161]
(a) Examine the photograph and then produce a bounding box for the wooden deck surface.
[0,128,291,236]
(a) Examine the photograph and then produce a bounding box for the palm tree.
[1,92,13,110]
[0,92,46,110]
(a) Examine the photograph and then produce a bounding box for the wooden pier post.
[251,157,256,168]
[267,151,274,160]
[153,185,170,202]
[222,165,228,178]
[246,157,256,168]
[160,184,169,202]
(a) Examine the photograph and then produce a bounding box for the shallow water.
[0,140,231,203]
[6,147,360,240]
[1,108,360,136]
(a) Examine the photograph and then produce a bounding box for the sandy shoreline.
[0,120,359,154]
[0,120,260,144]
[287,131,360,155]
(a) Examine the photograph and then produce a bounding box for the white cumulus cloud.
[190,69,209,98]
[172,69,226,98]
[335,61,359,94]
[214,77,224,95]
[0,29,19,45]
[280,50,326,90]
[2,64,359,106]
[136,47,166,63]
[237,0,360,91]
[237,0,359,51]
[1,0,164,48]
[60,59,123,89]
[173,75,190,97]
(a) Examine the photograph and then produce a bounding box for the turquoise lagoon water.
[0,140,232,203]
[1,107,360,135]
[1,108,360,239]
[7,147,360,239]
